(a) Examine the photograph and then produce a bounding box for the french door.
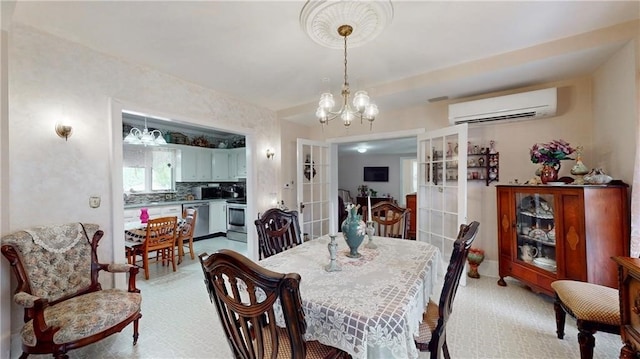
[296,139,332,240]
[416,124,468,263]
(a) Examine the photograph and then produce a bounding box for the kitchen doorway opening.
[109,99,256,288]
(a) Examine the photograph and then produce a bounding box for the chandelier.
[315,24,379,129]
[123,118,167,146]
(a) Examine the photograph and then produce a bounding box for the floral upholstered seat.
[1,223,142,359]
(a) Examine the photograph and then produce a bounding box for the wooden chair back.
[199,249,308,358]
[139,216,178,279]
[362,200,411,239]
[254,208,303,260]
[419,221,480,357]
[177,208,197,262]
[144,216,178,250]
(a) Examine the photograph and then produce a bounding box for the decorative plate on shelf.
[528,228,548,242]
[533,257,557,271]
[546,182,565,186]
[547,228,556,241]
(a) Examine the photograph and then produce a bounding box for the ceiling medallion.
[300,0,394,49]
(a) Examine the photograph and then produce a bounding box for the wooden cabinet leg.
[497,277,507,286]
[619,344,636,359]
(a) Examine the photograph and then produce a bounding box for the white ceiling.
[9,1,640,154]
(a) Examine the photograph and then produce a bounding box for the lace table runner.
[259,235,441,359]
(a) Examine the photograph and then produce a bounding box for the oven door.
[226,204,247,242]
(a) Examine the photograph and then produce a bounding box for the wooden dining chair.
[255,208,303,260]
[130,216,178,280]
[362,200,411,239]
[415,221,480,359]
[199,249,349,359]
[176,208,197,264]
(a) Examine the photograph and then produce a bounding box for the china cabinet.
[406,193,417,240]
[496,184,629,296]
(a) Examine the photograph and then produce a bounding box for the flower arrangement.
[530,139,575,166]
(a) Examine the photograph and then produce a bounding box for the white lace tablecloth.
[258,235,441,359]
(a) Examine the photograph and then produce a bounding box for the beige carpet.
[15,238,621,359]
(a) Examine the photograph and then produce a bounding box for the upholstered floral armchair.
[1,223,142,359]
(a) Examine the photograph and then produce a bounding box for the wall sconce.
[266,148,275,159]
[55,122,73,141]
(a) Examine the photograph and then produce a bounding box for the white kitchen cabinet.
[212,149,230,181]
[229,148,246,178]
[209,200,227,233]
[196,148,213,181]
[175,145,213,182]
[124,204,182,228]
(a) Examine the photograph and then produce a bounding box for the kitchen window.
[123,146,176,193]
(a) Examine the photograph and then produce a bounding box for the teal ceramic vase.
[341,206,366,258]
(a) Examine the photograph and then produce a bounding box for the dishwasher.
[183,202,210,238]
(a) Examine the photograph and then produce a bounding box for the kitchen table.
[124,218,186,264]
[258,235,441,359]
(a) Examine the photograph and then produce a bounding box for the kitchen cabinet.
[209,200,227,234]
[496,184,629,296]
[124,204,182,228]
[212,149,230,181]
[175,145,213,182]
[229,148,246,178]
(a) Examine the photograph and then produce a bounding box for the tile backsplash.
[124,182,246,205]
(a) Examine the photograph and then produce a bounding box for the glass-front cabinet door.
[514,192,557,274]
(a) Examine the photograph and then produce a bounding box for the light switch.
[89,196,101,208]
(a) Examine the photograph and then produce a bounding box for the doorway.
[334,131,422,207]
[109,100,258,288]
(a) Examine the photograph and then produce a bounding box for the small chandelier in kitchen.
[123,118,166,146]
[315,24,379,130]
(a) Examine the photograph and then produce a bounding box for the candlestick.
[324,235,342,272]
[364,221,377,249]
[367,196,372,222]
[329,202,334,232]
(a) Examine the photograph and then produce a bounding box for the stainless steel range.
[226,198,247,242]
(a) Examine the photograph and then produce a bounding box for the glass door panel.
[416,124,468,260]
[515,192,557,274]
[298,139,331,240]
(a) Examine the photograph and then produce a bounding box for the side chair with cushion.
[415,221,480,359]
[255,208,303,260]
[199,249,349,359]
[550,280,620,359]
[1,222,142,359]
[362,200,411,239]
[176,208,197,264]
[130,216,178,280]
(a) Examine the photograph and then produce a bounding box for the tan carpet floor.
[15,237,621,359]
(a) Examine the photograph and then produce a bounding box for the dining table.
[258,234,442,359]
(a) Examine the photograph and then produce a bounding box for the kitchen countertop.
[124,198,231,209]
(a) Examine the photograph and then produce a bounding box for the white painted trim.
[326,128,425,144]
[109,98,260,277]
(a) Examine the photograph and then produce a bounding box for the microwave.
[192,186,221,200]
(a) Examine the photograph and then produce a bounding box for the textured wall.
[8,23,278,271]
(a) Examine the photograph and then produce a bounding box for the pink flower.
[530,139,575,165]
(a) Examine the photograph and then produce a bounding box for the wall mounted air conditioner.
[448,87,557,125]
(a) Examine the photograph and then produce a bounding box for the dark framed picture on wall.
[363,166,389,182]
